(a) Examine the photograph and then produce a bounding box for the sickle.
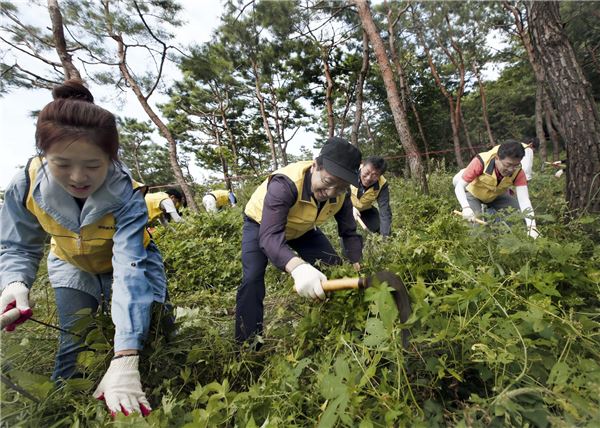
[322,270,411,349]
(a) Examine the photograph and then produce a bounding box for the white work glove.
[0,282,33,332]
[291,263,326,300]
[555,169,564,178]
[461,207,476,222]
[352,206,361,221]
[528,227,540,239]
[93,355,152,417]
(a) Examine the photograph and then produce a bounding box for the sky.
[0,0,315,190]
[0,1,505,191]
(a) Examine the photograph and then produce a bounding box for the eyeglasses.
[361,167,381,181]
[498,158,521,170]
[319,171,349,193]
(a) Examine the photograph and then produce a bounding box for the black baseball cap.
[319,137,362,187]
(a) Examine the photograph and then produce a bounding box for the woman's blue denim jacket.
[0,159,166,351]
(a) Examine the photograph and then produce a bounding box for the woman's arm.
[111,187,154,353]
[0,171,47,289]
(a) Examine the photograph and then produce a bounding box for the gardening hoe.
[355,215,368,230]
[322,271,412,349]
[453,210,487,225]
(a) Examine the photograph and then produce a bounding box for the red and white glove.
[291,263,326,300]
[93,355,152,417]
[0,282,33,331]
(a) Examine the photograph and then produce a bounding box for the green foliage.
[155,209,244,294]
[1,163,599,426]
[118,117,179,186]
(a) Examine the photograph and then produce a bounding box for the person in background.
[520,137,540,181]
[146,188,185,226]
[0,79,168,417]
[236,137,363,344]
[202,188,237,212]
[548,159,567,178]
[453,140,539,238]
[350,156,392,237]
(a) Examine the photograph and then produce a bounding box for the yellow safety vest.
[245,161,346,240]
[350,175,387,211]
[466,147,522,203]
[210,190,230,208]
[145,192,171,223]
[24,157,151,274]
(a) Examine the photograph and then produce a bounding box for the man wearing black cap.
[236,137,363,344]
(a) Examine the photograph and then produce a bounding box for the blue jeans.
[465,191,520,215]
[235,216,341,343]
[52,286,108,381]
[48,242,168,381]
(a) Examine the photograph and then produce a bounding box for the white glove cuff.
[5,281,28,290]
[110,355,139,370]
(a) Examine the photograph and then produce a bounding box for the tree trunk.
[387,4,429,169]
[100,1,198,211]
[460,108,475,157]
[544,107,561,162]
[322,47,335,138]
[505,2,567,141]
[47,0,81,80]
[219,109,239,178]
[473,63,495,147]
[338,81,355,139]
[387,4,408,113]
[351,30,369,147]
[251,59,278,170]
[354,0,428,193]
[448,99,464,167]
[364,115,376,149]
[271,100,289,166]
[214,125,232,191]
[417,28,464,167]
[112,36,198,211]
[535,83,548,166]
[133,144,144,182]
[529,1,600,214]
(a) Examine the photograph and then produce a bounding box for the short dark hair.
[363,156,387,174]
[498,140,525,160]
[526,137,540,150]
[165,188,186,207]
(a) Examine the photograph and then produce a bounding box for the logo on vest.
[97,225,116,230]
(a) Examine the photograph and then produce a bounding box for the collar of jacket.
[359,178,380,195]
[32,161,134,233]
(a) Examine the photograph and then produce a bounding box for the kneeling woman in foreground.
[0,79,168,417]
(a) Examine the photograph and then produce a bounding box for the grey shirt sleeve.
[258,175,298,270]
[377,183,392,237]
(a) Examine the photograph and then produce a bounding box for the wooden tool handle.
[322,277,364,291]
[356,216,367,230]
[453,210,487,225]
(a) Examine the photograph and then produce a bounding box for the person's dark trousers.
[359,207,380,234]
[235,216,341,343]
